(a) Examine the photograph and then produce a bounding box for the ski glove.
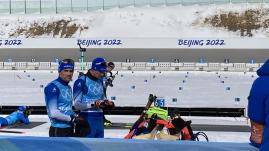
[250,120,264,145]
[95,100,115,109]
[70,115,85,126]
[70,115,91,137]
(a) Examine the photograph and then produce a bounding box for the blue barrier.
[0,136,259,151]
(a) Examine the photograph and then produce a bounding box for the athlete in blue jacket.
[73,57,115,138]
[248,59,269,151]
[0,106,30,127]
[44,59,79,137]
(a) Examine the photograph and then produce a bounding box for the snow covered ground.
[0,115,250,143]
[0,2,261,145]
[0,70,253,142]
[0,3,269,38]
[0,70,256,108]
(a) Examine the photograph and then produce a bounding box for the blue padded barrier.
[0,136,259,151]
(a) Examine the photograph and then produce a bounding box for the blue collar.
[57,77,69,86]
[86,70,99,81]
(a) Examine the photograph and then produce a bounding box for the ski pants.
[0,117,8,127]
[49,126,74,137]
[80,110,104,138]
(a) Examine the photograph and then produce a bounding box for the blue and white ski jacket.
[248,59,269,151]
[5,110,29,125]
[73,74,105,111]
[44,77,75,128]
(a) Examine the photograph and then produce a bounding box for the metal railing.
[0,0,268,14]
[0,61,261,72]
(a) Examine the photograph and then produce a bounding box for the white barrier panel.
[39,62,51,70]
[183,62,196,67]
[16,62,27,69]
[27,62,39,70]
[112,62,121,71]
[122,62,135,67]
[133,62,146,70]
[246,63,259,68]
[74,62,80,70]
[122,62,134,70]
[208,63,220,67]
[146,62,158,67]
[0,38,269,49]
[159,62,171,68]
[0,62,3,69]
[234,63,246,69]
[220,63,234,67]
[171,63,183,67]
[113,62,121,67]
[207,63,220,71]
[220,63,234,71]
[157,62,172,71]
[75,62,87,70]
[50,62,58,70]
[146,62,159,70]
[195,63,208,71]
[134,62,146,67]
[86,62,92,69]
[3,62,15,70]
[0,61,263,72]
[195,63,208,67]
[181,62,196,70]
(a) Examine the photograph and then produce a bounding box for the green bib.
[146,107,168,120]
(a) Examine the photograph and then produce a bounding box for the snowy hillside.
[0,3,269,38]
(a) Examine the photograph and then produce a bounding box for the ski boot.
[104,118,112,127]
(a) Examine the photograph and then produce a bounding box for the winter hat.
[91,57,107,73]
[58,59,74,72]
[18,106,26,112]
[107,62,115,69]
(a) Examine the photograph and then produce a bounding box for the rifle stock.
[125,94,157,139]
